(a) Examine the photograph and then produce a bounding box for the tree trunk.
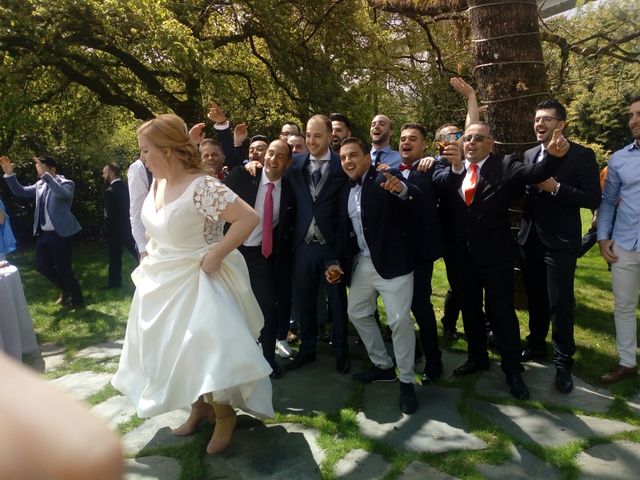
[467,0,547,156]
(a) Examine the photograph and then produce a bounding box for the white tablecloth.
[0,265,39,360]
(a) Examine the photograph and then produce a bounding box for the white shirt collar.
[310,149,331,162]
[260,169,281,187]
[464,156,489,171]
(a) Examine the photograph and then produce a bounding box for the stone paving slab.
[627,392,640,415]
[77,340,124,360]
[49,371,113,400]
[39,342,66,372]
[471,401,637,447]
[577,440,640,480]
[91,395,136,428]
[357,383,487,453]
[273,353,363,414]
[476,444,561,479]
[475,361,615,413]
[398,461,460,480]
[204,420,325,479]
[121,409,191,455]
[334,449,389,479]
[125,456,181,480]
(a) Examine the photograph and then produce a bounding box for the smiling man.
[369,114,402,169]
[517,99,601,394]
[433,122,570,401]
[223,139,296,379]
[328,136,419,414]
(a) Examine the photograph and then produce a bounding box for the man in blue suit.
[284,114,351,373]
[1,155,84,308]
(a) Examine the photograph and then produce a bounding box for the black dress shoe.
[422,361,444,384]
[283,352,316,371]
[453,359,489,376]
[336,355,351,374]
[506,373,530,400]
[399,382,418,414]
[555,369,574,394]
[521,346,547,362]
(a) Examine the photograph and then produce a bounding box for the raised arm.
[41,173,74,200]
[451,77,480,128]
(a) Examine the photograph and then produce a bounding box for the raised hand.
[442,142,462,170]
[244,160,262,177]
[189,123,206,145]
[416,156,436,173]
[0,156,14,175]
[546,128,569,157]
[234,123,248,146]
[207,101,227,124]
[450,77,475,99]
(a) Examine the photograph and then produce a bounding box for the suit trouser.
[106,231,138,286]
[610,244,640,368]
[441,257,461,332]
[412,262,442,366]
[520,229,577,370]
[348,254,416,383]
[449,255,522,375]
[36,231,83,304]
[293,242,348,357]
[239,246,278,365]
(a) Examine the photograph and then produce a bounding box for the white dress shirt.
[244,170,282,247]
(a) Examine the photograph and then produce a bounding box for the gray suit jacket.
[4,172,81,237]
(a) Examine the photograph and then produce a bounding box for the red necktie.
[463,163,478,206]
[399,163,413,172]
[262,182,275,258]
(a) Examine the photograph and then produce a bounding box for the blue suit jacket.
[288,150,347,248]
[4,172,81,238]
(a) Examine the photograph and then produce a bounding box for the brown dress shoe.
[600,365,638,384]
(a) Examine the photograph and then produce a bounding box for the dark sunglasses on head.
[443,131,464,141]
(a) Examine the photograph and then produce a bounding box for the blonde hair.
[137,114,204,172]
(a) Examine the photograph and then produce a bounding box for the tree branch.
[368,0,468,17]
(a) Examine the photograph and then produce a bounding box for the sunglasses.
[462,134,492,143]
[443,131,464,141]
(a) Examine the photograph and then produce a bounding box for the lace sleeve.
[193,176,237,221]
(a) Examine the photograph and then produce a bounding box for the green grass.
[9,220,640,479]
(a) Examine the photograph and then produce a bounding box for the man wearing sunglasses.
[518,100,601,394]
[433,122,569,401]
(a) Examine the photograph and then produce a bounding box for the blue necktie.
[311,167,322,187]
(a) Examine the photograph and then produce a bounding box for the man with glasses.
[280,122,301,141]
[518,99,600,394]
[433,122,569,400]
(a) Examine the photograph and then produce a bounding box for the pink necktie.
[463,163,478,206]
[262,182,275,258]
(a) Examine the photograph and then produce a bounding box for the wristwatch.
[551,182,561,196]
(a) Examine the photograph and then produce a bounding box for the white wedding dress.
[112,175,274,419]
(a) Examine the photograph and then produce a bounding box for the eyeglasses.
[462,134,491,143]
[443,131,463,141]
[534,116,560,123]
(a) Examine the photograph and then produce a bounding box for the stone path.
[39,341,639,479]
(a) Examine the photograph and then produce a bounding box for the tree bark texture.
[467,0,548,155]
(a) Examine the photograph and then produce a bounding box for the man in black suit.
[285,114,350,374]
[433,122,569,400]
[223,139,296,378]
[327,137,419,413]
[518,100,601,393]
[397,123,446,383]
[102,163,138,288]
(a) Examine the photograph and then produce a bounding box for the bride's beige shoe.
[206,410,237,454]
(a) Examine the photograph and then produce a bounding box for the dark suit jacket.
[215,126,246,171]
[517,142,601,250]
[335,167,417,282]
[223,167,296,265]
[406,168,445,265]
[104,179,132,239]
[433,151,564,268]
[288,150,347,248]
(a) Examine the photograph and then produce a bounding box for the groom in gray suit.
[1,155,84,308]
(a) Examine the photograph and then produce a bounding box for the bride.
[112,114,273,455]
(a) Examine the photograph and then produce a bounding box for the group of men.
[2,92,639,415]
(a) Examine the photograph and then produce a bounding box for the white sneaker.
[275,339,293,358]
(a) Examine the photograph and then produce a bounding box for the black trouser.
[412,261,442,366]
[449,254,522,375]
[106,231,138,286]
[239,246,278,365]
[293,242,348,357]
[520,229,577,371]
[36,231,83,305]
